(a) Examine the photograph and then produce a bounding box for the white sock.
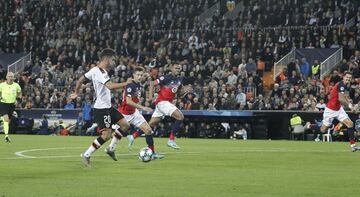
[84,145,96,157]
[108,131,121,151]
[84,140,100,157]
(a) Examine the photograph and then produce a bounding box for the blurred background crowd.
[0,0,360,138]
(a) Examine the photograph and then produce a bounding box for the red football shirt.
[326,81,347,111]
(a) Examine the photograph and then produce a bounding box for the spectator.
[316,99,326,111]
[356,114,360,133]
[311,60,320,79]
[231,125,248,140]
[75,112,85,136]
[64,98,75,109]
[290,114,306,140]
[245,58,257,74]
[300,58,310,79]
[38,115,49,135]
[191,97,201,110]
[235,88,246,108]
[82,98,92,131]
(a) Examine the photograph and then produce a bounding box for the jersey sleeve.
[157,75,169,85]
[93,69,110,85]
[84,69,93,81]
[16,83,21,93]
[338,82,347,94]
[125,84,135,97]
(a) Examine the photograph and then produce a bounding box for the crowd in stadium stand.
[0,0,360,137]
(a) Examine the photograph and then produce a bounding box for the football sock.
[109,131,122,151]
[169,132,175,141]
[145,134,155,152]
[348,127,356,145]
[170,120,182,140]
[84,136,106,157]
[133,130,143,139]
[3,121,9,136]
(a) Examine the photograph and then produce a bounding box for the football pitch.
[1,135,360,197]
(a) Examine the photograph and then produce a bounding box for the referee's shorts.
[0,102,15,117]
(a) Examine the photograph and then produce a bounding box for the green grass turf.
[0,135,360,197]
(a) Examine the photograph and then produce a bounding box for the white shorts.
[322,106,349,127]
[123,109,147,128]
[152,101,178,118]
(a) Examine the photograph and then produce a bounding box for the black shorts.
[0,102,15,117]
[93,107,124,130]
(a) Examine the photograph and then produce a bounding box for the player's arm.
[148,79,159,101]
[338,92,354,111]
[70,75,87,99]
[125,96,153,112]
[0,84,2,101]
[16,84,22,99]
[104,80,130,90]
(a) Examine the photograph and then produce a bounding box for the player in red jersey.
[128,63,186,149]
[108,67,164,159]
[320,71,358,151]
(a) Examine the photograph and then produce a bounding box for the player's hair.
[343,71,352,76]
[99,48,116,60]
[172,63,181,67]
[134,67,145,73]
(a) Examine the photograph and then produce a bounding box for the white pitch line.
[14,147,86,159]
[4,147,348,160]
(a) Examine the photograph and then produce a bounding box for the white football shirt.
[84,67,111,109]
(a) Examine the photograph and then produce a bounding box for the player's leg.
[342,118,357,151]
[2,114,10,142]
[319,124,329,133]
[131,128,144,139]
[81,109,112,167]
[2,103,14,142]
[106,108,136,159]
[134,111,165,159]
[106,108,131,160]
[138,122,164,159]
[81,127,112,167]
[131,105,162,141]
[119,113,137,150]
[125,111,148,150]
[126,128,144,150]
[168,109,184,149]
[105,119,128,161]
[337,107,358,151]
[320,107,334,134]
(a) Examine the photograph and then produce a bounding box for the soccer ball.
[138,147,153,162]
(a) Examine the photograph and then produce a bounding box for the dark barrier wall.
[295,48,339,65]
[17,109,358,139]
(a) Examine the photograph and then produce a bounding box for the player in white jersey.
[70,48,131,167]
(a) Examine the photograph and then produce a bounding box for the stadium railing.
[320,47,343,80]
[273,48,296,80]
[7,53,31,74]
[344,16,355,30]
[199,2,220,25]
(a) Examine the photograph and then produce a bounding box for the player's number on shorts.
[104,115,111,128]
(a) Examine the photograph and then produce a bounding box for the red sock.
[350,139,356,145]
[148,146,154,152]
[133,131,140,139]
[169,132,175,140]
